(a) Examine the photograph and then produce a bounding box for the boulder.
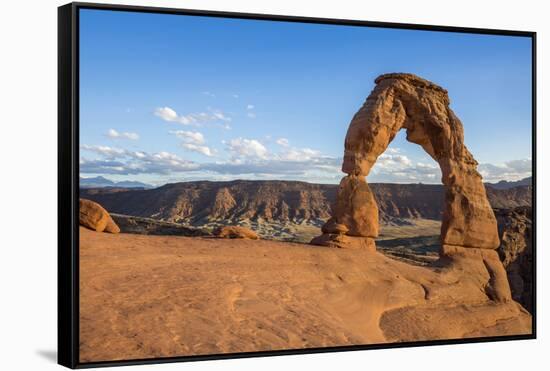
[79,198,120,233]
[214,226,259,240]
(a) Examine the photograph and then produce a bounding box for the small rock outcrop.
[214,226,259,240]
[79,198,120,233]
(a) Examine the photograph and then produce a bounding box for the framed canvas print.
[58,2,536,368]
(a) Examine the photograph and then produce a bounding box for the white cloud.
[277,147,321,162]
[211,111,231,122]
[276,138,290,147]
[106,128,139,140]
[375,153,413,168]
[170,130,215,157]
[366,148,532,184]
[232,94,239,99]
[81,144,126,158]
[155,106,232,126]
[80,141,340,179]
[385,147,401,154]
[225,138,269,160]
[155,107,191,124]
[211,138,340,179]
[366,147,441,183]
[202,91,215,98]
[181,143,215,157]
[154,107,170,119]
[80,145,198,175]
[170,130,205,145]
[245,104,256,118]
[478,158,532,182]
[81,137,531,185]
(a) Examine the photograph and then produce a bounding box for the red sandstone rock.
[79,198,120,234]
[332,175,379,237]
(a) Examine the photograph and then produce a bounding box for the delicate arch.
[315,73,499,250]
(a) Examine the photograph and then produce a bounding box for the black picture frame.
[58,2,537,368]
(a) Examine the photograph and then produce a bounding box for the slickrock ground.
[79,227,531,362]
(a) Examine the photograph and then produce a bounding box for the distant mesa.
[79,198,120,233]
[80,176,153,189]
[214,226,259,240]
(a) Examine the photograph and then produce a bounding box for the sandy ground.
[79,227,531,362]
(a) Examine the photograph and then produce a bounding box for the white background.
[0,0,547,369]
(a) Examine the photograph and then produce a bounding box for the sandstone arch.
[312,73,499,252]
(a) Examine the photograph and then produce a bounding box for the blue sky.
[79,9,532,186]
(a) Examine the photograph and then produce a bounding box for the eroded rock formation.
[313,73,499,250]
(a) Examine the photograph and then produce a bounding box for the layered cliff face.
[80,180,530,225]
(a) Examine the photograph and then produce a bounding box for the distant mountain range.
[80,179,532,226]
[485,176,532,190]
[80,176,153,189]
